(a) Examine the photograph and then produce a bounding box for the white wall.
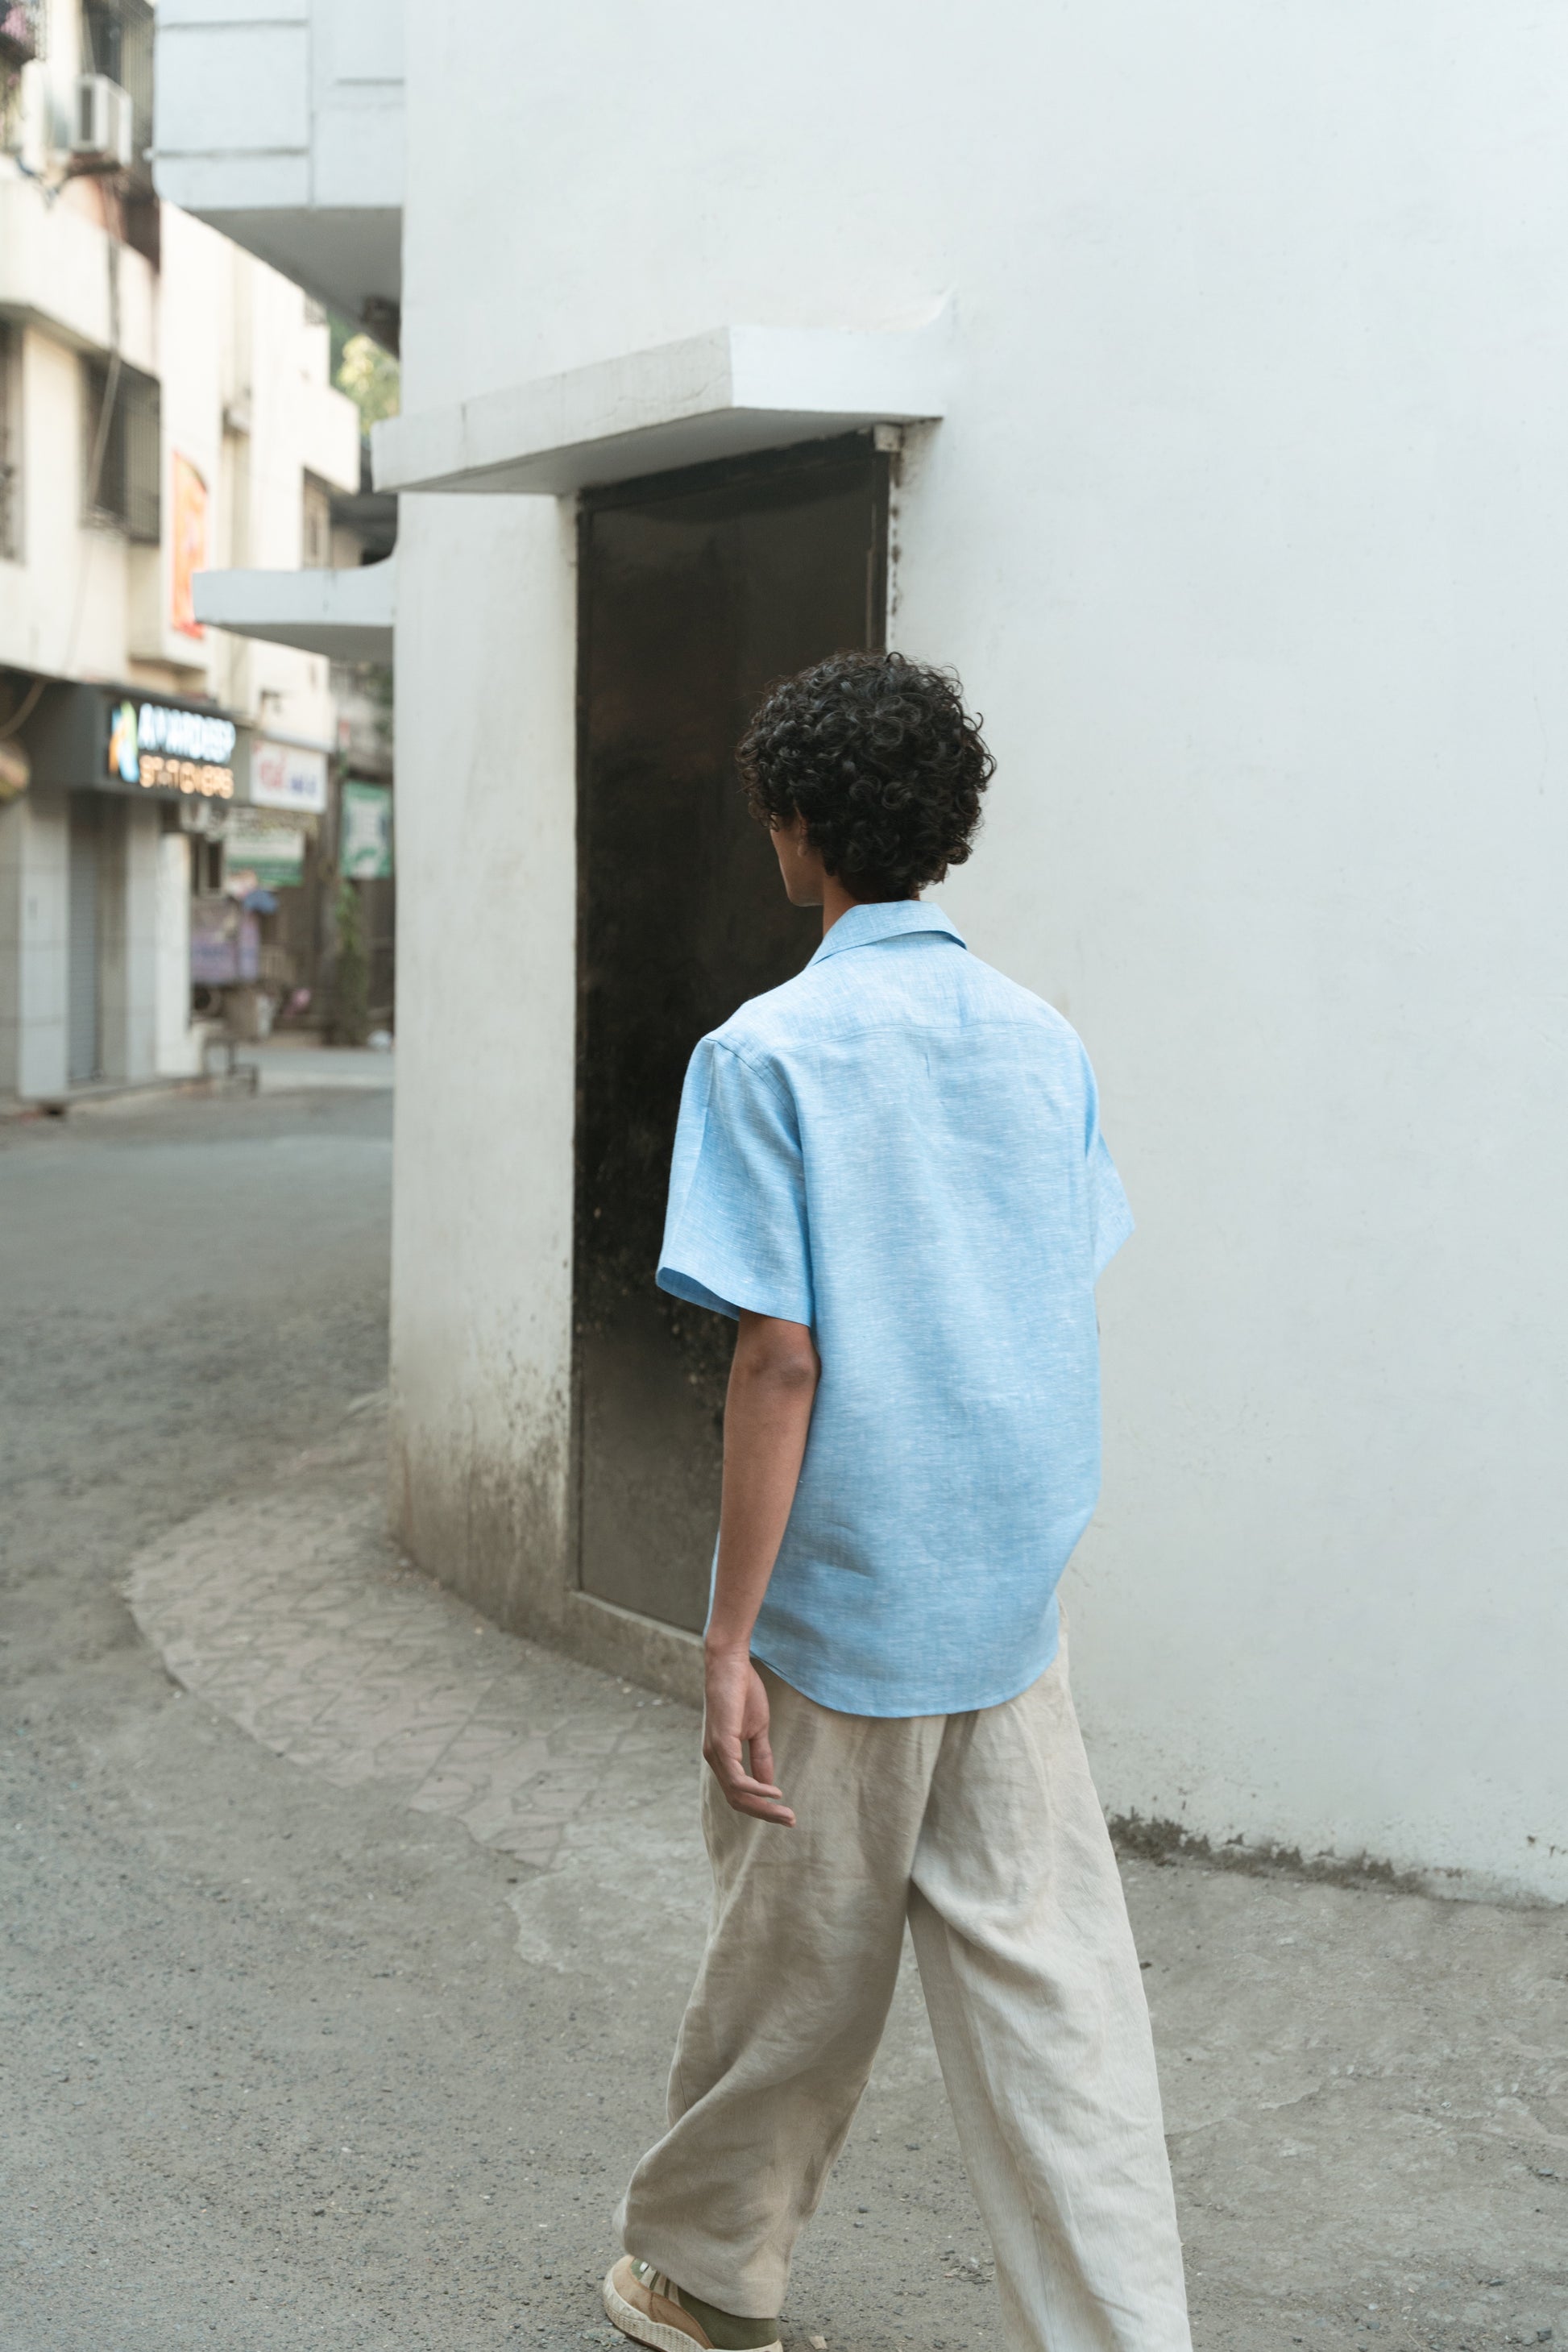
[389,493,578,1628]
[0,326,138,687]
[99,800,161,1084]
[0,792,67,1097]
[155,0,404,216]
[392,0,1568,1898]
[154,831,199,1077]
[154,0,404,322]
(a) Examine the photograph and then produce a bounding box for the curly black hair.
[736,649,994,902]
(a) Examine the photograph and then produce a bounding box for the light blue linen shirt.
[657,899,1133,1718]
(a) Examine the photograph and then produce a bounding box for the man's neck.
[819,874,861,936]
[819,881,920,937]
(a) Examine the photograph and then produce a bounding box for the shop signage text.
[108,699,236,799]
[251,738,329,815]
[226,807,307,890]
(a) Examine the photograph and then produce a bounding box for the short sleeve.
[657,1039,815,1325]
[1083,1057,1135,1279]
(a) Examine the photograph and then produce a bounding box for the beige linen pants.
[618,1645,1193,2351]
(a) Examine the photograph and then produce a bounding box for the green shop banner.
[225,808,306,889]
[341,781,393,879]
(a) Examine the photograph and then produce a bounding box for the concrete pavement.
[2,1084,1564,2351]
[247,1038,396,1094]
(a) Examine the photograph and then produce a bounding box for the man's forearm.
[705,1310,819,1657]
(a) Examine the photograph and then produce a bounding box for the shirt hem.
[749,1619,1061,1721]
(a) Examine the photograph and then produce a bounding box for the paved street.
[2,1087,1564,2352]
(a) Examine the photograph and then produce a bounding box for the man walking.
[604,651,1192,2352]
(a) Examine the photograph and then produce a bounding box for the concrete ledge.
[18,1068,260,1119]
[562,1588,704,1710]
[194,558,395,660]
[0,174,158,371]
[372,314,951,496]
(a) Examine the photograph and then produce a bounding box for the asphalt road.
[0,1088,998,2352]
[2,1085,1563,2352]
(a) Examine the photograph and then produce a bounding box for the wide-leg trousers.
[617,1644,1193,2351]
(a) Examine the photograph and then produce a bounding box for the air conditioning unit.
[72,74,135,172]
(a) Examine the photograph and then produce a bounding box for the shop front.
[7,682,241,1093]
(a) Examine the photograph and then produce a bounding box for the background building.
[158,0,1568,1903]
[0,0,364,1098]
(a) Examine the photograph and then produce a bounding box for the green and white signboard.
[341,782,393,880]
[225,807,306,890]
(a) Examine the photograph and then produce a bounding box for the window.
[302,471,333,569]
[0,322,20,562]
[82,357,160,541]
[81,0,154,189]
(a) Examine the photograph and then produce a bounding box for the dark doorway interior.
[575,433,888,1632]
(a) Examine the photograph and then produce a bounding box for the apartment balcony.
[0,171,157,372]
[152,0,403,343]
[193,556,394,663]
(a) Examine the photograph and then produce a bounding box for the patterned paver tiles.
[127,1481,695,1877]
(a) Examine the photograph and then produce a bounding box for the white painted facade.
[154,0,402,338]
[0,8,360,1097]
[162,2,1568,1902]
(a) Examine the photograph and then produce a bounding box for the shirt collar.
[807,898,967,967]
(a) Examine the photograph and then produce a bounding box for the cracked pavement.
[2,1085,1565,2352]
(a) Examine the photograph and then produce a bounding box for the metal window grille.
[301,472,333,569]
[82,356,160,542]
[122,367,159,539]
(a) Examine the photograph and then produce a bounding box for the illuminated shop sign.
[107,699,237,799]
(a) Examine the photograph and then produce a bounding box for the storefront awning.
[371,316,951,498]
[193,558,396,662]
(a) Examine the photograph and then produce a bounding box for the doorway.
[574,433,889,1632]
[67,795,102,1085]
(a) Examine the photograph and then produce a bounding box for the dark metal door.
[575,434,888,1632]
[67,796,102,1085]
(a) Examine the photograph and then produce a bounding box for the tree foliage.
[334,334,400,432]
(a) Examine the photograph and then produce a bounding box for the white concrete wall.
[0,792,67,1097]
[0,314,162,693]
[391,0,1568,1899]
[389,494,578,1628]
[98,800,161,1084]
[154,0,404,323]
[156,0,404,214]
[154,831,199,1077]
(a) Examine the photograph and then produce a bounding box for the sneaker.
[602,2255,783,2352]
